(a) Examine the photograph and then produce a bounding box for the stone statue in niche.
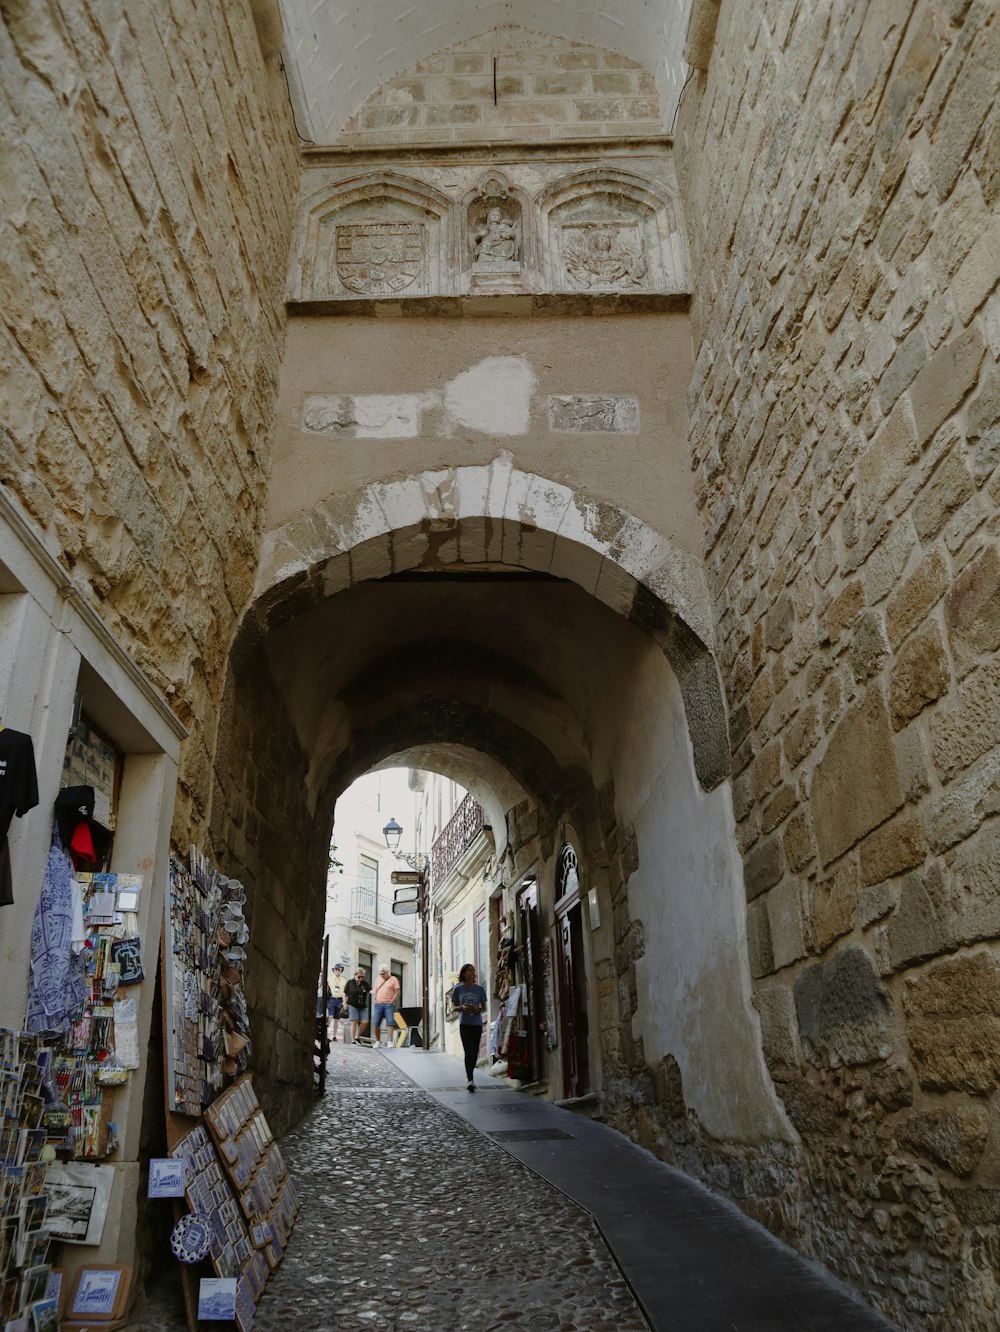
[335,220,425,295]
[474,207,520,265]
[468,175,522,278]
[562,222,646,289]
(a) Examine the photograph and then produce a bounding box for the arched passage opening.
[208,472,794,1172]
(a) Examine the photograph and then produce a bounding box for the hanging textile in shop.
[0,726,39,907]
[25,831,76,1036]
[540,939,558,1051]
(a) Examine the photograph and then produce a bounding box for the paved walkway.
[125,1042,899,1331]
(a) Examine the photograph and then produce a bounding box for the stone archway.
[208,473,792,1156]
[250,461,730,791]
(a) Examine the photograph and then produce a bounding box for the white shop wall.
[0,494,185,1274]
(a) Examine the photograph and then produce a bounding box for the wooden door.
[517,881,543,1084]
[555,845,590,1099]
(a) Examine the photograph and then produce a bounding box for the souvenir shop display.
[197,1277,237,1322]
[65,1264,131,1322]
[168,1123,255,1281]
[60,723,117,837]
[146,1159,186,1200]
[39,1162,113,1246]
[0,1031,53,1327]
[166,852,252,1117]
[164,1078,299,1331]
[167,1123,265,1332]
[201,1079,299,1274]
[3,763,151,1329]
[28,865,146,1161]
[0,726,39,908]
[170,1214,213,1265]
[0,1030,121,1326]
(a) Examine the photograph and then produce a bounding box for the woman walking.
[450,963,487,1092]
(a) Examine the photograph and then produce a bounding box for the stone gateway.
[0,2,997,1329]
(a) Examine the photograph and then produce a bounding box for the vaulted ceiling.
[277,0,693,145]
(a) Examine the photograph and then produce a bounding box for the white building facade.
[325,769,418,1010]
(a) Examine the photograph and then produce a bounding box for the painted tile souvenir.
[170,1213,213,1264]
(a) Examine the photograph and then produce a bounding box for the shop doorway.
[473,905,488,1057]
[516,878,544,1085]
[555,845,590,1099]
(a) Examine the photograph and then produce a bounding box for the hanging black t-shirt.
[0,728,40,906]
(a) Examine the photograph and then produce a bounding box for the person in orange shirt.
[372,967,400,1048]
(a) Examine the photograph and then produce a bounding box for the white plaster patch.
[442,357,535,435]
[302,393,422,438]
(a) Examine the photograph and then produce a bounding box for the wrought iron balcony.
[430,794,485,888]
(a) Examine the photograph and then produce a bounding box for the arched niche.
[460,170,535,295]
[536,168,689,294]
[292,172,455,301]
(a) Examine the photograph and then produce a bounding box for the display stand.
[158,846,297,1332]
[164,1079,298,1332]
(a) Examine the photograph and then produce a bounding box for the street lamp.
[382,816,430,1052]
[382,817,403,853]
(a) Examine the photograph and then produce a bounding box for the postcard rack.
[202,1078,299,1274]
[168,1077,298,1332]
[165,851,252,1118]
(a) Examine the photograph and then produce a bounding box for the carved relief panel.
[537,169,687,295]
[295,173,453,301]
[334,221,426,296]
[291,162,687,303]
[562,222,646,290]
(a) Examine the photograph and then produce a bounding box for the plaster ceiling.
[278,0,693,144]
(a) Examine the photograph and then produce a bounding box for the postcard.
[28,1296,59,1332]
[197,1277,237,1320]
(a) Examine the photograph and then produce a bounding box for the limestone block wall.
[0,0,299,838]
[336,25,662,147]
[676,0,999,1326]
[209,639,330,1135]
[280,4,691,145]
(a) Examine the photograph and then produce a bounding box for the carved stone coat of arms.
[335,221,425,295]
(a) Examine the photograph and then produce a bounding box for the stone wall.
[210,638,330,1135]
[677,0,999,1326]
[337,25,662,147]
[0,0,299,839]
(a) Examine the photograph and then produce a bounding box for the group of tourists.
[326,963,401,1046]
[325,959,487,1090]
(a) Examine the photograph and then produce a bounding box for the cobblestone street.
[124,1043,647,1331]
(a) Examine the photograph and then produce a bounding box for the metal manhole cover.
[492,1103,530,1111]
[488,1128,573,1142]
